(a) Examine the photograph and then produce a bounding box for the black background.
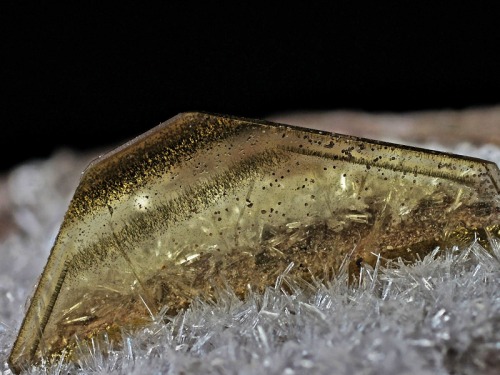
[2,3,499,174]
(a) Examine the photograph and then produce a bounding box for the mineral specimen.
[9,112,500,373]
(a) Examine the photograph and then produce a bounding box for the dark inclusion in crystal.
[9,112,500,373]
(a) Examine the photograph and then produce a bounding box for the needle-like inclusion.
[9,112,500,373]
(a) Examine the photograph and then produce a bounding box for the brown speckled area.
[9,111,500,374]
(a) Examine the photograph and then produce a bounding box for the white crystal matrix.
[1,140,500,375]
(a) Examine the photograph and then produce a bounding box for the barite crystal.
[9,112,500,373]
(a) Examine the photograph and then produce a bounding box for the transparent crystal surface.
[8,112,500,373]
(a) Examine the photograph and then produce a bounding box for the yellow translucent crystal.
[9,112,500,373]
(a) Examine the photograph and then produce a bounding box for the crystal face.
[9,112,500,373]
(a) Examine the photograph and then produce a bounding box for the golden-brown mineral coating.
[9,112,500,373]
